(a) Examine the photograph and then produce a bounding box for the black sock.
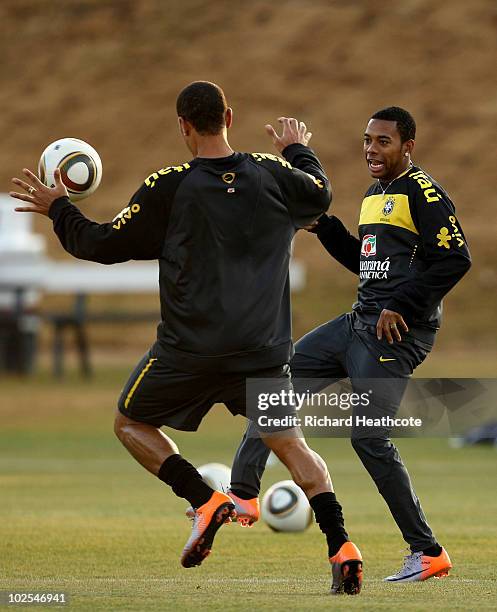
[229,487,255,500]
[309,492,349,558]
[157,454,214,508]
[423,543,442,557]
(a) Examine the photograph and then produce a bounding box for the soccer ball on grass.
[261,480,312,532]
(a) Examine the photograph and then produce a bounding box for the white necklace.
[378,162,413,196]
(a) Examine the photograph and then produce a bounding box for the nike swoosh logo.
[379,356,396,362]
[387,569,425,581]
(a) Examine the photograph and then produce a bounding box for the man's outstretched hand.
[10,168,68,217]
[265,117,312,154]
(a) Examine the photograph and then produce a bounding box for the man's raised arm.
[265,117,331,228]
[10,168,167,264]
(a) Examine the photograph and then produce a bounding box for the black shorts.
[117,347,291,431]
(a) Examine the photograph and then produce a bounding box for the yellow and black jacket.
[48,144,330,372]
[315,165,471,344]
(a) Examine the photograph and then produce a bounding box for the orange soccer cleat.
[384,547,452,582]
[180,491,236,568]
[186,490,260,528]
[329,541,363,595]
[228,491,260,527]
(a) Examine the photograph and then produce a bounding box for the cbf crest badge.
[382,196,395,216]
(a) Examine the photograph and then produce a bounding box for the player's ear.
[178,116,189,137]
[225,107,233,130]
[404,139,415,157]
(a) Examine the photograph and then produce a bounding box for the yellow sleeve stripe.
[359,194,418,235]
[145,163,191,188]
[251,152,292,169]
[124,358,157,409]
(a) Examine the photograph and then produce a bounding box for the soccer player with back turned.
[10,82,363,595]
[230,107,471,583]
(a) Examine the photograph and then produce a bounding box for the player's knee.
[114,411,137,443]
[114,412,125,441]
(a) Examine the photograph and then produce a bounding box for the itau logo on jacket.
[361,234,376,258]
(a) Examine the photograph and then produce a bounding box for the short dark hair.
[371,106,416,142]
[176,81,228,135]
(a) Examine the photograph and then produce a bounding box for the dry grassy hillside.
[1,0,496,351]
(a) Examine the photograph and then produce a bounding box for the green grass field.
[1,365,497,611]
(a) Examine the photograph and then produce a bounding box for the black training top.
[314,165,471,345]
[48,143,331,371]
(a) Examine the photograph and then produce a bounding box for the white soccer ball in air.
[198,463,231,492]
[261,480,312,532]
[38,137,102,201]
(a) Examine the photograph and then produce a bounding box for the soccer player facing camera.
[230,107,471,583]
[10,82,363,595]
